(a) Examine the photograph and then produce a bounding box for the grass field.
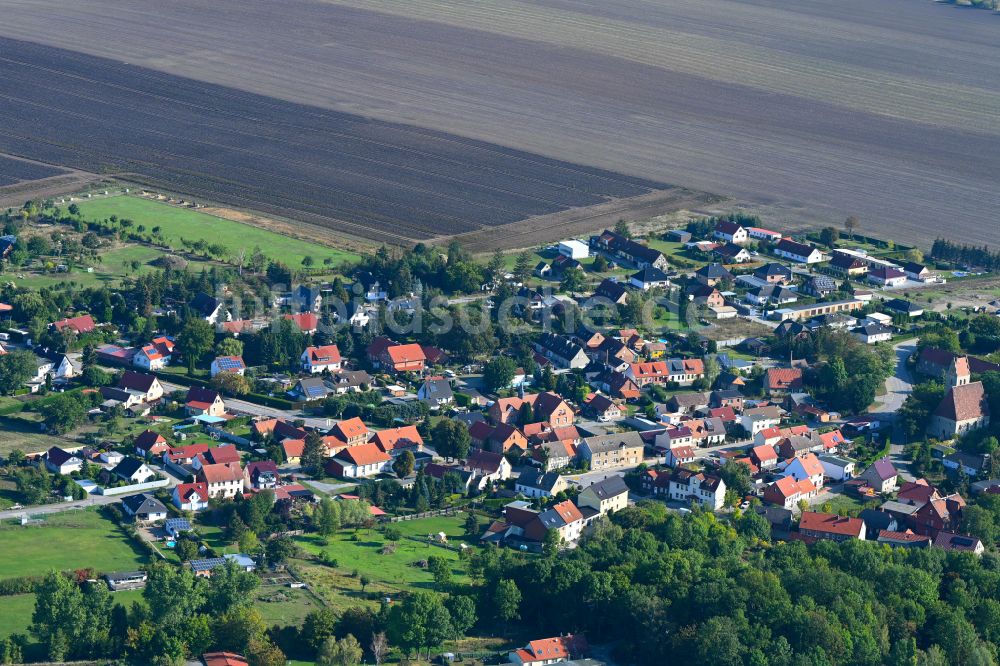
[75,196,359,267]
[0,508,150,579]
[0,588,144,641]
[292,516,471,610]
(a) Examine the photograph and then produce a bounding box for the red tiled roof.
[335,442,390,466]
[767,367,803,391]
[799,511,864,537]
[199,462,243,484]
[284,312,319,331]
[304,344,341,364]
[52,314,96,334]
[203,652,249,666]
[371,425,423,451]
[332,417,369,441]
[386,343,426,365]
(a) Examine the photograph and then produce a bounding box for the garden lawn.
[0,589,144,640]
[0,508,150,579]
[390,514,474,542]
[253,586,322,628]
[75,196,358,267]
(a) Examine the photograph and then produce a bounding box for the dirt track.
[0,0,998,246]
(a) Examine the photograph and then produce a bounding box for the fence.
[204,425,252,446]
[98,478,170,496]
[388,507,461,522]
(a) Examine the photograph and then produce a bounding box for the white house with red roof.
[329,416,369,447]
[326,443,392,478]
[185,387,226,417]
[133,336,175,371]
[197,462,245,498]
[508,634,588,666]
[134,430,169,456]
[799,511,866,541]
[301,344,342,373]
[173,482,210,511]
[664,444,696,468]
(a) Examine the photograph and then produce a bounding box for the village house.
[133,336,175,371]
[464,450,513,489]
[532,439,578,472]
[740,406,783,436]
[190,292,230,325]
[629,266,671,290]
[113,457,156,484]
[197,462,245,499]
[584,393,621,422]
[829,252,869,277]
[515,471,568,498]
[818,455,856,481]
[368,338,426,373]
[121,493,168,523]
[713,220,749,244]
[173,482,210,511]
[781,452,825,491]
[594,278,629,304]
[210,355,246,378]
[578,475,630,515]
[52,314,97,336]
[284,312,319,334]
[754,262,793,284]
[244,461,279,490]
[371,425,424,456]
[185,386,226,417]
[748,226,783,243]
[799,511,866,541]
[329,416,369,446]
[859,457,899,494]
[668,469,726,510]
[766,367,803,395]
[868,266,907,287]
[418,378,454,408]
[688,284,725,308]
[300,344,342,373]
[45,446,83,475]
[763,475,817,509]
[715,242,752,264]
[118,371,164,403]
[933,532,985,555]
[533,332,589,370]
[594,229,669,270]
[134,430,169,457]
[327,443,393,478]
[663,443,696,468]
[579,432,644,471]
[694,263,733,286]
[775,238,825,264]
[524,500,587,544]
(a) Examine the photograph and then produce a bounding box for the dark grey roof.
[190,292,220,317]
[113,457,149,479]
[585,475,629,499]
[631,266,670,283]
[583,431,644,454]
[421,378,454,400]
[696,263,732,280]
[535,332,585,361]
[121,492,166,516]
[517,471,564,493]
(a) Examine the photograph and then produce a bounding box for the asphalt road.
[0,494,120,521]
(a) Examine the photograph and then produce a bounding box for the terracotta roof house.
[52,314,97,335]
[327,443,392,478]
[750,444,779,469]
[371,425,424,455]
[763,475,816,509]
[134,430,169,456]
[509,635,588,666]
[284,312,319,334]
[379,342,426,373]
[329,416,369,446]
[173,482,210,511]
[487,422,529,454]
[877,529,931,549]
[799,511,866,541]
[197,462,245,498]
[524,500,586,543]
[202,652,250,666]
[300,344,342,373]
[766,367,803,394]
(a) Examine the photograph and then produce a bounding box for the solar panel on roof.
[216,357,243,370]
